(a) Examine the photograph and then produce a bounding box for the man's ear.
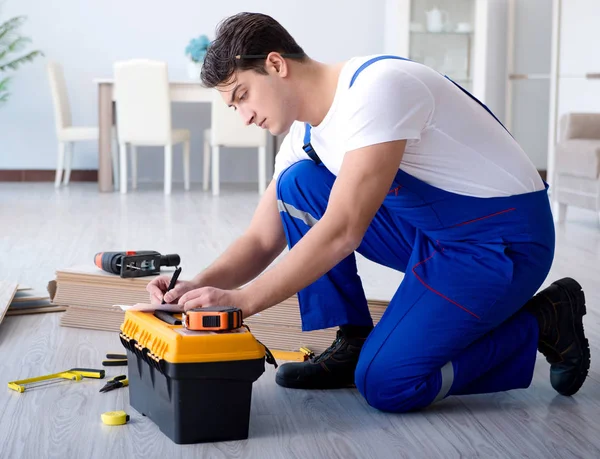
[266,52,288,77]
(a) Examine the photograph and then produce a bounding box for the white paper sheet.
[114,303,184,312]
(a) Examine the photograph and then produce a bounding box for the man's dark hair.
[201,12,307,88]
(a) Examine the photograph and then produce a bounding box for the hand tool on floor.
[8,368,105,393]
[94,250,180,278]
[99,375,128,393]
[102,353,128,366]
[101,410,130,426]
[70,368,106,378]
[300,347,316,359]
[271,350,307,362]
[271,347,316,362]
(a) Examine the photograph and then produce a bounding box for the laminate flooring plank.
[0,281,18,327]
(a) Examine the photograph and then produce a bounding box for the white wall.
[0,0,385,183]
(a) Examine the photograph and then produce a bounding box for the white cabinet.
[547,0,600,184]
[505,0,554,170]
[505,0,600,177]
[558,0,600,77]
[386,0,600,181]
[554,0,600,127]
[384,0,508,117]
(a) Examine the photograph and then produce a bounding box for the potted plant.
[0,15,43,104]
[185,34,210,79]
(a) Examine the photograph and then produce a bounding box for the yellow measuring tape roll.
[101,411,130,426]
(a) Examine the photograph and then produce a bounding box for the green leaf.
[8,36,31,52]
[0,37,31,62]
[0,15,43,105]
[0,84,9,104]
[0,50,43,72]
[0,16,26,43]
[0,75,10,104]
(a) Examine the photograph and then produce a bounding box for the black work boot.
[275,326,370,389]
[526,277,590,396]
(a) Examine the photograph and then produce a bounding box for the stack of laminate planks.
[1,282,66,325]
[52,265,155,332]
[243,296,389,354]
[51,265,390,354]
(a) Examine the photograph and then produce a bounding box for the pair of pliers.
[102,353,127,367]
[99,375,128,393]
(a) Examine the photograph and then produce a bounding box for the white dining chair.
[113,59,190,195]
[47,61,118,188]
[203,90,267,196]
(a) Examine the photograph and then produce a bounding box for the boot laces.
[313,331,345,364]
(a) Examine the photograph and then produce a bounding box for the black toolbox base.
[126,351,265,444]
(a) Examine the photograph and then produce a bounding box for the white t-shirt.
[273,55,545,198]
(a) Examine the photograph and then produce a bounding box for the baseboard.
[0,170,97,182]
[0,169,548,184]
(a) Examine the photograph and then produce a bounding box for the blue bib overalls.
[275,56,555,413]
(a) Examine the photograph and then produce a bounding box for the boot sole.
[552,277,590,396]
[275,373,356,390]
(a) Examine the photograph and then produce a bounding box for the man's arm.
[239,139,406,316]
[192,180,286,290]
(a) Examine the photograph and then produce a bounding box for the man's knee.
[355,354,448,413]
[276,160,332,202]
[355,357,411,412]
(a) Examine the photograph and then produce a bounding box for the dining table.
[94,79,277,192]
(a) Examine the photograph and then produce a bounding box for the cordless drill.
[94,251,180,278]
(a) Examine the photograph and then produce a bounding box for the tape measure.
[182,306,242,331]
[101,410,130,426]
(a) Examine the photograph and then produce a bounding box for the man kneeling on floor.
[147,12,590,412]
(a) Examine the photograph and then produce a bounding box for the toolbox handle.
[153,310,182,326]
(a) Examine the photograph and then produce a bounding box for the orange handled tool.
[182,306,242,331]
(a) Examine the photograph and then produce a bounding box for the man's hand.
[177,286,245,313]
[146,276,199,304]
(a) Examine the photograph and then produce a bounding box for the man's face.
[218,58,296,136]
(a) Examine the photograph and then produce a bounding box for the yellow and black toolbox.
[119,310,269,444]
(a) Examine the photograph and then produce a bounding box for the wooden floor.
[1,182,600,458]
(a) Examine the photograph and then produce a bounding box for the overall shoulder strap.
[302,123,321,165]
[349,55,411,88]
[443,76,512,136]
